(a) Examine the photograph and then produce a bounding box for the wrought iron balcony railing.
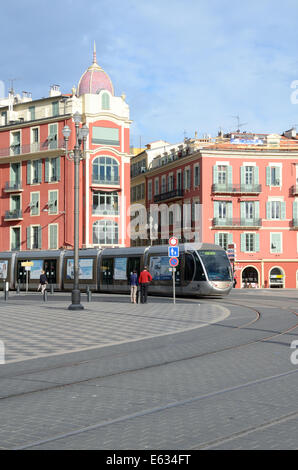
[212,184,262,194]
[212,217,262,228]
[4,181,22,192]
[4,210,23,220]
[154,188,184,203]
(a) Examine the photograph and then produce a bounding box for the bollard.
[86,285,90,294]
[16,283,20,294]
[4,282,8,301]
[87,290,92,302]
[43,289,48,302]
[50,283,54,294]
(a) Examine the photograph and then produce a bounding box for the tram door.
[44,260,57,284]
[101,258,114,287]
[17,262,27,285]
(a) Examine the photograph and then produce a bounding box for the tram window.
[193,253,206,281]
[101,258,113,285]
[185,254,195,281]
[127,257,141,276]
[44,260,57,283]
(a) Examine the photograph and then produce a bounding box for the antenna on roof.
[232,115,248,132]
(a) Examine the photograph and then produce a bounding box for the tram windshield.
[197,250,232,281]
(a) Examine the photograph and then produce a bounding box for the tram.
[0,243,233,297]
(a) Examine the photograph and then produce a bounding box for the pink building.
[0,47,131,252]
[142,131,298,288]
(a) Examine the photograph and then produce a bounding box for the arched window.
[92,156,119,184]
[102,93,110,110]
[93,220,118,245]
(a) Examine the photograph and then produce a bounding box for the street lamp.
[62,112,89,310]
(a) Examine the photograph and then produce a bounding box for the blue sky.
[1,0,298,147]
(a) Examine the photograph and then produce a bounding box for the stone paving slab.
[0,294,230,364]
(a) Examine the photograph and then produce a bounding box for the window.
[49,224,58,249]
[92,191,119,215]
[266,201,286,220]
[29,106,35,121]
[92,126,119,146]
[27,159,42,184]
[218,201,227,219]
[27,225,42,249]
[194,165,200,187]
[45,157,61,182]
[52,101,59,117]
[161,175,166,193]
[177,171,182,190]
[102,93,110,110]
[270,233,282,253]
[218,165,227,184]
[168,174,174,191]
[245,166,253,185]
[11,131,20,156]
[10,162,21,187]
[245,202,254,219]
[30,192,39,216]
[184,167,191,190]
[218,233,229,251]
[148,180,152,200]
[31,127,39,152]
[214,201,232,220]
[92,156,119,184]
[154,178,159,196]
[48,190,58,214]
[10,194,21,213]
[266,166,281,186]
[241,233,259,252]
[48,123,58,149]
[93,220,118,245]
[11,227,21,251]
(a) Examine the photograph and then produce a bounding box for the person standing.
[139,266,152,304]
[129,270,138,304]
[39,270,48,294]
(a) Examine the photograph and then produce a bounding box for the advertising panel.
[66,258,93,280]
[149,256,172,280]
[114,257,128,280]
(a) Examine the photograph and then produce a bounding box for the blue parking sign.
[168,246,179,257]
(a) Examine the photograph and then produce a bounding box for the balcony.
[212,218,262,228]
[292,218,298,228]
[92,178,120,186]
[0,139,66,158]
[212,184,262,194]
[4,210,23,221]
[290,185,298,196]
[154,188,184,203]
[4,181,23,192]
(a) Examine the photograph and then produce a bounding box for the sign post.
[21,261,34,293]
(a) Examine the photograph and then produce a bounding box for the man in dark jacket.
[39,270,48,294]
[138,266,152,304]
[129,270,138,303]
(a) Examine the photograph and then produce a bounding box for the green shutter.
[38,226,42,249]
[227,166,232,185]
[276,167,281,185]
[240,166,245,185]
[27,226,31,249]
[240,233,245,252]
[271,233,281,253]
[49,224,57,249]
[266,167,271,186]
[213,165,218,184]
[227,202,233,219]
[266,201,271,219]
[38,159,42,183]
[240,202,245,220]
[228,233,233,245]
[27,161,31,184]
[281,202,286,219]
[31,193,39,215]
[214,233,219,245]
[255,234,260,252]
[293,201,298,218]
[45,158,49,182]
[214,201,219,218]
[254,201,260,219]
[254,166,259,184]
[56,157,60,181]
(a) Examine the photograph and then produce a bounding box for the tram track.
[0,300,297,402]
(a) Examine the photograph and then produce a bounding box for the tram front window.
[198,250,232,281]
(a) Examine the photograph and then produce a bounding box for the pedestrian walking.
[38,270,48,294]
[139,266,152,304]
[129,270,138,304]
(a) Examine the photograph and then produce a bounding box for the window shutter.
[214,201,219,218]
[266,167,271,186]
[227,166,232,185]
[254,166,259,184]
[276,166,281,185]
[293,201,298,219]
[27,226,31,249]
[255,234,260,252]
[240,233,245,252]
[56,157,60,181]
[45,159,49,182]
[240,166,245,185]
[27,161,31,184]
[240,202,245,220]
[228,233,233,245]
[254,201,260,219]
[227,202,233,219]
[38,159,42,183]
[213,165,218,184]
[281,202,286,219]
[214,233,219,245]
[266,201,271,219]
[38,226,42,249]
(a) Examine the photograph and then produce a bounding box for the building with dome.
[0,45,131,257]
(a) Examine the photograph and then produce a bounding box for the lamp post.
[62,112,89,310]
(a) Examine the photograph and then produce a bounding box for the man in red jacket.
[139,266,152,304]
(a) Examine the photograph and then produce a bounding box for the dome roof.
[77,44,114,96]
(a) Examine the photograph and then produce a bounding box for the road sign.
[169,237,178,247]
[169,257,179,267]
[21,262,34,267]
[168,246,179,257]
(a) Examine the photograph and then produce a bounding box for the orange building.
[0,47,131,251]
